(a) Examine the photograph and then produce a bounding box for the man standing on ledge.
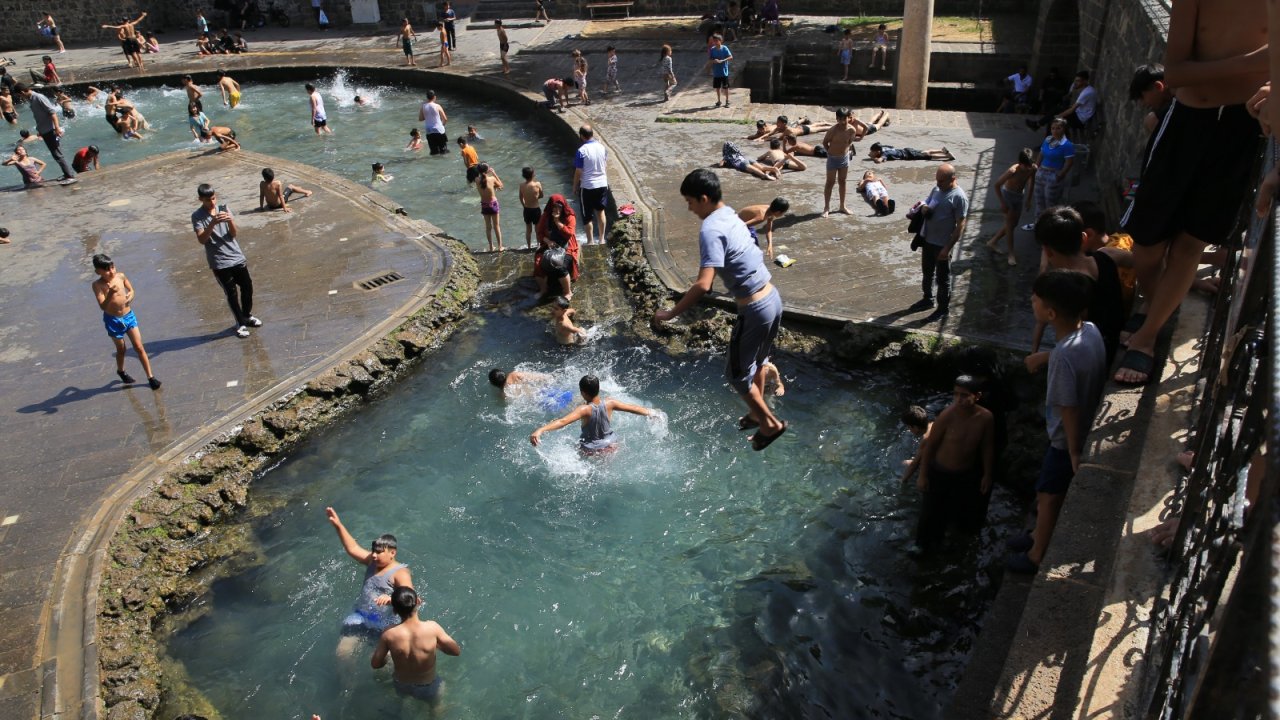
[653,168,787,451]
[191,183,261,338]
[14,84,74,182]
[573,124,609,245]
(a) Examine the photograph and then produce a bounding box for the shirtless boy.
[496,19,511,75]
[259,167,313,212]
[371,587,460,703]
[849,110,890,139]
[102,12,147,69]
[781,134,827,158]
[488,368,554,398]
[552,296,586,345]
[116,106,144,139]
[1115,0,1267,384]
[209,125,240,151]
[0,87,16,125]
[762,115,836,140]
[821,107,858,216]
[757,139,805,171]
[737,197,790,259]
[399,17,417,66]
[915,375,994,551]
[217,70,242,108]
[520,166,545,249]
[326,507,414,659]
[91,254,161,389]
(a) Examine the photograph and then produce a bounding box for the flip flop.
[737,415,759,431]
[751,421,787,451]
[1114,348,1156,385]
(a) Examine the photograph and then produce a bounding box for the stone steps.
[472,0,537,22]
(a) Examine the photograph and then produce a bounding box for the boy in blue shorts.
[91,254,160,389]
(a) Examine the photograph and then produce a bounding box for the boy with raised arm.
[372,587,460,703]
[91,254,161,389]
[530,374,656,454]
[325,507,414,657]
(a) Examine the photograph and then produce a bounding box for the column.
[895,0,935,110]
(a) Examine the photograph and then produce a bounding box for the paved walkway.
[0,14,1095,718]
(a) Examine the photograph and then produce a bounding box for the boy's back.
[520,179,543,208]
[1046,321,1106,449]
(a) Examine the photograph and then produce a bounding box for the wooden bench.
[586,1,634,18]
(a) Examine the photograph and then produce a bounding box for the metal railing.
[1140,141,1278,718]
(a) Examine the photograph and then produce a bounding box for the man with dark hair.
[653,169,787,451]
[914,374,994,551]
[191,183,259,338]
[419,89,447,154]
[1129,63,1172,134]
[1027,70,1097,132]
[13,83,75,182]
[372,586,461,703]
[573,124,610,245]
[326,507,414,658]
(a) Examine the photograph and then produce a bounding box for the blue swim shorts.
[726,287,782,395]
[826,153,850,171]
[103,310,139,339]
[394,676,442,701]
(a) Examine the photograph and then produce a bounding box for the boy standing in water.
[552,296,586,345]
[325,507,415,658]
[218,70,242,108]
[306,83,330,134]
[914,375,993,552]
[372,587,461,703]
[519,166,544,249]
[91,254,161,389]
[530,374,656,454]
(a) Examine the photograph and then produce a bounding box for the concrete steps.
[471,0,535,22]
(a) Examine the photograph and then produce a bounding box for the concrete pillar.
[896,0,935,109]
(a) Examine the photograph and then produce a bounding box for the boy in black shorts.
[1115,0,1267,384]
[519,166,544,249]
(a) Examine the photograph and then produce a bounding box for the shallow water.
[7,71,574,252]
[165,307,1021,720]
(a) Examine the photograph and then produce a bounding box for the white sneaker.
[246,316,263,327]
[235,325,251,338]
[1020,223,1034,231]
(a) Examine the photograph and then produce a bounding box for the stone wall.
[552,0,1029,15]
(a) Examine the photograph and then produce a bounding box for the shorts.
[864,122,880,135]
[481,198,500,215]
[712,75,730,89]
[466,164,481,184]
[1120,100,1262,248]
[500,42,510,54]
[403,38,413,55]
[812,145,828,158]
[394,677,442,701]
[1036,445,1075,494]
[229,90,241,108]
[799,124,812,134]
[313,117,327,128]
[840,48,852,65]
[103,310,139,339]
[1000,186,1024,215]
[2,111,14,123]
[726,287,782,394]
[523,206,542,225]
[124,38,140,54]
[62,106,75,119]
[826,153,850,171]
[726,154,748,172]
[580,186,609,212]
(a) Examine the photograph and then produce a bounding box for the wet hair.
[835,107,850,119]
[92,253,114,270]
[579,374,601,399]
[1129,63,1165,100]
[476,163,492,188]
[555,295,571,308]
[869,142,883,152]
[217,70,226,77]
[1071,200,1107,234]
[522,166,535,180]
[776,115,788,124]
[261,167,275,181]
[305,83,316,92]
[19,129,31,139]
[427,89,437,100]
[0,228,8,239]
[954,374,983,394]
[391,586,418,618]
[87,145,99,155]
[456,135,468,145]
[410,128,420,137]
[680,168,722,203]
[371,534,397,554]
[1017,148,1034,165]
[769,138,782,149]
[767,197,789,215]
[900,405,928,429]
[354,95,363,103]
[188,104,200,116]
[579,125,595,139]
[755,119,766,128]
[372,162,384,172]
[1034,205,1085,255]
[467,125,478,133]
[182,74,193,81]
[1075,70,1090,81]
[1033,269,1093,319]
[488,368,507,387]
[197,183,215,198]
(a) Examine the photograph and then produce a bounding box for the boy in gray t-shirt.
[1007,270,1106,574]
[191,183,260,337]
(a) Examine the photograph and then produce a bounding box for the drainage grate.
[354,271,405,291]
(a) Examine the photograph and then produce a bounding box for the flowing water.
[164,308,1021,720]
[9,71,575,251]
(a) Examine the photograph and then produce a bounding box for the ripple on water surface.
[164,310,1021,720]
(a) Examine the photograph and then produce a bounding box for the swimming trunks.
[481,198,499,215]
[342,562,405,634]
[839,48,852,65]
[228,90,241,108]
[999,186,1024,214]
[313,118,327,128]
[799,124,812,134]
[403,37,413,55]
[539,387,574,411]
[103,310,139,339]
[726,287,782,395]
[812,145,828,158]
[523,206,542,225]
[3,111,16,123]
[393,677,442,701]
[579,399,617,454]
[825,153,850,170]
[500,42,510,53]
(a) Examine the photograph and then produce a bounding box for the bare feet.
[838,206,851,214]
[985,237,999,249]
[773,379,786,396]
[1007,254,1017,266]
[820,209,830,218]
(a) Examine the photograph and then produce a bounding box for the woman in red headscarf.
[533,193,581,299]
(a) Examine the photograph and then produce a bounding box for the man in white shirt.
[572,124,610,245]
[1027,70,1097,132]
[1004,65,1032,110]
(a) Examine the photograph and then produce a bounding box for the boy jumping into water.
[325,507,414,657]
[530,374,657,454]
[91,254,161,389]
[371,587,460,703]
[259,167,313,212]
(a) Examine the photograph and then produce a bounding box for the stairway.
[779,42,831,104]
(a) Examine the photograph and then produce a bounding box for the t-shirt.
[862,179,888,201]
[460,145,478,167]
[310,91,326,122]
[1045,321,1106,450]
[699,205,771,299]
[189,112,211,134]
[1007,72,1032,94]
[574,139,608,189]
[191,205,248,270]
[43,62,56,83]
[28,91,59,134]
[921,186,969,247]
[709,45,732,77]
[72,147,94,172]
[1039,136,1074,171]
[1074,85,1097,122]
[421,101,445,133]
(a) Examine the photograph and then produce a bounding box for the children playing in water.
[218,70,242,108]
[530,374,657,454]
[986,148,1037,265]
[306,83,330,135]
[324,507,415,657]
[658,44,677,101]
[856,171,895,216]
[488,368,554,396]
[371,587,460,704]
[898,405,931,483]
[259,167,313,212]
[552,296,586,345]
[5,146,47,187]
[406,128,423,151]
[72,145,100,173]
[476,163,504,251]
[520,166,545,249]
[371,162,393,183]
[458,135,480,183]
[736,197,790,259]
[91,254,161,389]
[913,375,993,552]
[54,90,75,118]
[0,86,16,125]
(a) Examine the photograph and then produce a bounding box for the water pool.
[164,307,1020,720]
[8,71,574,252]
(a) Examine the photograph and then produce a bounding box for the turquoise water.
[6,72,574,252]
[166,309,1020,720]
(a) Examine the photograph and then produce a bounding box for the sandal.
[750,422,787,451]
[1114,348,1156,385]
[737,415,759,431]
